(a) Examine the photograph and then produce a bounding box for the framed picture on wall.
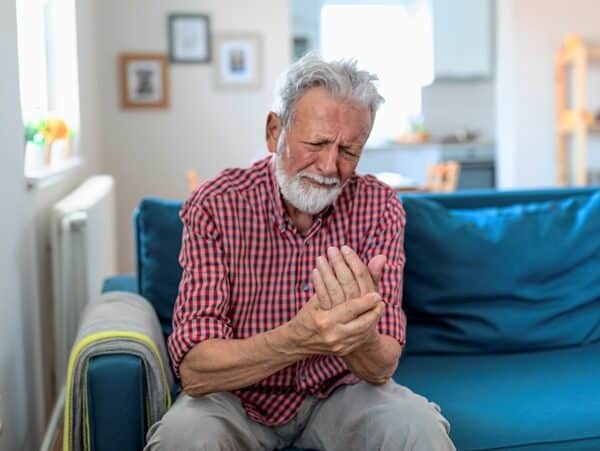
[119,53,169,109]
[168,14,211,63]
[214,33,262,90]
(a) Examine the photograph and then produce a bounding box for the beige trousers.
[144,379,456,451]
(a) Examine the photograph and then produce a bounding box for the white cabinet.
[432,0,493,80]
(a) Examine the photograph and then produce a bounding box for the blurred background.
[2,0,600,449]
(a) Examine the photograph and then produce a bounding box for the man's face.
[268,87,373,214]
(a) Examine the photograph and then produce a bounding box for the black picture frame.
[168,14,211,64]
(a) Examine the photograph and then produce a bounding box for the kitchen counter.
[365,139,494,156]
[359,140,496,189]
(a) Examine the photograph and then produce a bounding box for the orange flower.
[43,118,69,142]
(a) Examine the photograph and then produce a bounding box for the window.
[320,2,434,142]
[16,0,81,180]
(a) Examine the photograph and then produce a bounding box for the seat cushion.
[402,192,600,354]
[393,342,600,451]
[136,198,184,338]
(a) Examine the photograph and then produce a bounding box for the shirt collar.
[265,155,289,223]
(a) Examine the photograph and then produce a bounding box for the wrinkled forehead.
[289,88,373,139]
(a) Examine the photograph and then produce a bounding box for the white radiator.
[51,175,117,387]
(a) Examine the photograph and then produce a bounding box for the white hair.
[271,52,384,129]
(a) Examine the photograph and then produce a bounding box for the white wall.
[0,0,103,448]
[496,0,600,188]
[422,80,496,142]
[97,0,291,272]
[0,3,32,449]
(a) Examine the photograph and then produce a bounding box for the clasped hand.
[290,246,387,357]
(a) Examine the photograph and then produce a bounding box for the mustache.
[297,171,340,187]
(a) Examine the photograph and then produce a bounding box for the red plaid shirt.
[168,156,407,426]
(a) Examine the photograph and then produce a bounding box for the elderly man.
[145,54,455,451]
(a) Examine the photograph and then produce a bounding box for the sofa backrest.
[135,197,183,339]
[135,187,600,349]
[401,187,600,355]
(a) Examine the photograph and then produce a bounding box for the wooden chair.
[186,170,201,193]
[425,161,461,192]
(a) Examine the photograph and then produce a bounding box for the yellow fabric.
[63,330,172,451]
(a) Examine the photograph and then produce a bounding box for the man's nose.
[316,145,339,176]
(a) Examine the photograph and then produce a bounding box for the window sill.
[25,156,83,190]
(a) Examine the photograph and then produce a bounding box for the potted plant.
[24,117,73,168]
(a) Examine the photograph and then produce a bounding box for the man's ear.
[266,112,282,154]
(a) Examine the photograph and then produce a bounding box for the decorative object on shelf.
[555,34,600,186]
[168,14,211,63]
[439,128,479,144]
[24,116,74,166]
[119,53,169,109]
[394,116,431,144]
[214,33,262,90]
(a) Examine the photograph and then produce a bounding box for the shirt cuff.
[377,305,407,347]
[167,317,233,378]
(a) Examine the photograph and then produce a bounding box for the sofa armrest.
[87,354,147,451]
[102,274,138,294]
[66,291,173,451]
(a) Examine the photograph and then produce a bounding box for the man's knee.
[376,390,454,450]
[146,410,230,450]
[144,393,245,451]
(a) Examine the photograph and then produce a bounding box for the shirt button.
[302,282,311,292]
[300,373,307,381]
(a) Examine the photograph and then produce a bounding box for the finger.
[327,247,360,300]
[340,301,385,334]
[340,245,375,295]
[332,292,381,324]
[367,255,387,288]
[316,255,346,305]
[312,269,332,310]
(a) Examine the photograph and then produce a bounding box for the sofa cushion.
[136,198,184,338]
[393,341,600,450]
[402,192,600,354]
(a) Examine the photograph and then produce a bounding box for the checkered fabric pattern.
[168,156,407,426]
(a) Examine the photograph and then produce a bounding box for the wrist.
[264,322,309,361]
[356,330,382,355]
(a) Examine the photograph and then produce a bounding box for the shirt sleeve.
[360,192,407,347]
[167,197,233,378]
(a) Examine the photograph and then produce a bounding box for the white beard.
[272,151,342,215]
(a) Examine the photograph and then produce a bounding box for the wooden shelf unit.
[555,34,600,186]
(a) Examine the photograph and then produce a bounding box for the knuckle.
[323,333,337,346]
[338,348,350,357]
[315,317,330,331]
[332,344,345,355]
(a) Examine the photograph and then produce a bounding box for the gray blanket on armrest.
[63,291,173,451]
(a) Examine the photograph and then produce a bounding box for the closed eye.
[302,141,327,149]
[341,147,359,158]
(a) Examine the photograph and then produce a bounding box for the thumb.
[367,255,386,288]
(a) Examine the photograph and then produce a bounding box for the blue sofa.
[88,187,600,451]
